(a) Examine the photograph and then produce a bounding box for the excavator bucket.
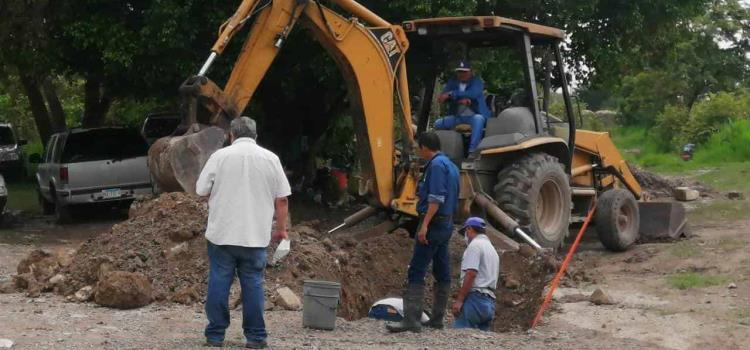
[148,125,226,194]
[638,201,688,240]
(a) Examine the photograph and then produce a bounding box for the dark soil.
[10,192,552,331]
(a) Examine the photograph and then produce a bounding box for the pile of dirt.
[57,192,210,302]
[8,192,552,331]
[270,224,554,331]
[629,164,714,199]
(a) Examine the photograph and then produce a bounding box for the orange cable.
[530,201,597,328]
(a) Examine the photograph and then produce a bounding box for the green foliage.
[618,71,687,125]
[6,182,40,214]
[683,91,750,144]
[107,98,175,129]
[693,119,750,164]
[667,272,729,290]
[653,104,690,151]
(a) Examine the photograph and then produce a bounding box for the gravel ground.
[0,293,662,350]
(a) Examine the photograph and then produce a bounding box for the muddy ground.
[1,205,749,349]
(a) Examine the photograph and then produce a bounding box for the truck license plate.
[101,188,122,199]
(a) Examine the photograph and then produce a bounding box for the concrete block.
[674,187,699,201]
[276,287,301,311]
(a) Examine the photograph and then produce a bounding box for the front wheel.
[493,153,571,249]
[595,188,640,251]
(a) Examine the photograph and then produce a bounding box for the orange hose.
[531,202,597,328]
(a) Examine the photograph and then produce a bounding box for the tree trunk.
[41,78,67,132]
[18,73,54,144]
[82,76,111,128]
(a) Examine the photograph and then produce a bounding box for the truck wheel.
[54,199,73,224]
[595,188,640,252]
[38,192,54,215]
[494,153,571,249]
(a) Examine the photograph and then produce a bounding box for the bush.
[653,104,690,151]
[683,90,750,144]
[693,119,750,163]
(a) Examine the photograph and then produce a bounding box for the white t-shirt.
[459,82,468,92]
[196,138,291,248]
[460,234,500,298]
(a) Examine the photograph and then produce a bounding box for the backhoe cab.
[403,16,685,250]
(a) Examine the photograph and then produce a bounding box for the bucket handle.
[307,294,340,311]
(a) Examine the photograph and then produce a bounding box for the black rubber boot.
[386,284,424,333]
[423,282,451,329]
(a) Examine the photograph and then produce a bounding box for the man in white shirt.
[452,217,499,331]
[196,116,291,349]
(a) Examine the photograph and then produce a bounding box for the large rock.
[17,250,60,284]
[74,286,94,302]
[275,287,302,311]
[590,288,614,305]
[94,271,153,309]
[674,187,700,201]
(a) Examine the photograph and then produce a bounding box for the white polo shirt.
[196,137,291,248]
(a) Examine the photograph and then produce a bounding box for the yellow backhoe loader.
[148,0,686,251]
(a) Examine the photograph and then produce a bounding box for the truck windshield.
[0,127,16,146]
[61,129,148,163]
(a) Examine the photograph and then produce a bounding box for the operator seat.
[475,107,536,151]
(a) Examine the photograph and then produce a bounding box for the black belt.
[418,214,451,222]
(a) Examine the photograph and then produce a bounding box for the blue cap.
[459,217,486,234]
[455,60,472,71]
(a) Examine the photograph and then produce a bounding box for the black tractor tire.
[493,153,571,249]
[595,188,640,252]
[39,192,54,215]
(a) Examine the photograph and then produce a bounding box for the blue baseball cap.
[455,60,472,71]
[459,217,486,235]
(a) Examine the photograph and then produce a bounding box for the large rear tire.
[595,188,640,252]
[493,153,571,249]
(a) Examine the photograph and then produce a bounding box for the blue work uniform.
[408,152,460,284]
[434,76,491,153]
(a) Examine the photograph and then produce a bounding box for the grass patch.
[666,272,729,290]
[717,238,746,252]
[669,241,702,258]
[690,200,750,223]
[695,162,750,193]
[610,123,750,175]
[6,181,40,214]
[735,309,750,326]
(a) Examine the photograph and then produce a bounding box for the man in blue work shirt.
[434,60,491,156]
[387,132,460,333]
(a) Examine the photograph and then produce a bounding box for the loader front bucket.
[638,201,688,240]
[148,125,226,194]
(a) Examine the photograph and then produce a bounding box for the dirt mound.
[629,164,714,199]
[57,192,209,300]
[270,226,552,331]
[9,192,551,331]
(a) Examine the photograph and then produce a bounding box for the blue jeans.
[407,220,453,284]
[434,114,486,153]
[453,291,496,331]
[205,242,267,344]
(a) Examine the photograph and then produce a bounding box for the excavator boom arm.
[181,0,415,210]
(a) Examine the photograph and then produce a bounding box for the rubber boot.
[386,284,424,333]
[423,282,451,329]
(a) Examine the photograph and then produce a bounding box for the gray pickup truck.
[34,128,153,223]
